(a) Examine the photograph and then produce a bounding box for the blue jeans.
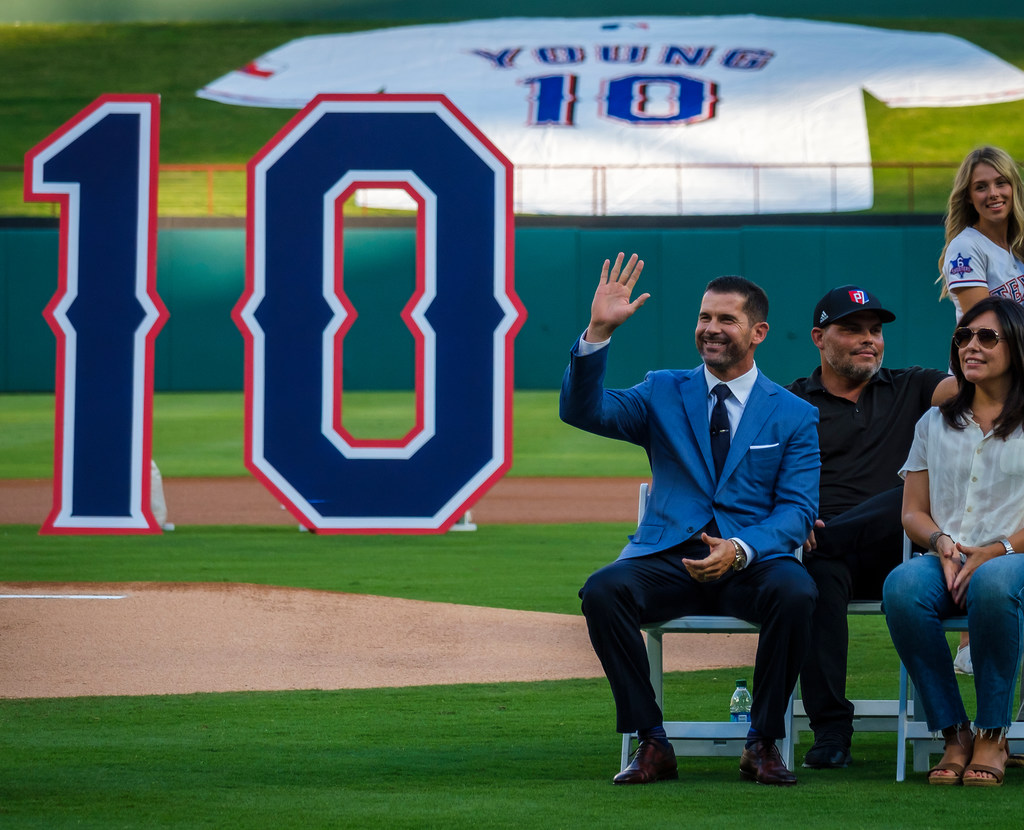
[883,553,1024,732]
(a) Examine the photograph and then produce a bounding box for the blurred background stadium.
[2,1,1022,392]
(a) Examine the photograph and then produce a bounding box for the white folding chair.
[895,538,1024,781]
[792,599,899,740]
[622,483,796,770]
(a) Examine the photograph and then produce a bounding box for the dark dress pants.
[579,541,817,739]
[800,486,906,741]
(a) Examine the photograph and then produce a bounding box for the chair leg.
[896,661,909,782]
[780,690,795,770]
[647,630,664,710]
[620,732,635,770]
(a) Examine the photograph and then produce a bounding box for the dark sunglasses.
[952,326,1005,349]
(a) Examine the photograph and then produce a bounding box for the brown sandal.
[963,762,1004,787]
[963,732,1007,787]
[927,761,965,786]
[928,724,972,786]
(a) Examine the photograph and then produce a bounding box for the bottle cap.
[736,679,747,687]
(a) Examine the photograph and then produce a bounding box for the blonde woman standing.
[940,146,1024,320]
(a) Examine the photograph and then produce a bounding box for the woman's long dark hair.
[941,296,1024,438]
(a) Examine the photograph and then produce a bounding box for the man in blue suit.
[561,253,820,786]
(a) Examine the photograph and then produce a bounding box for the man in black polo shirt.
[787,286,955,769]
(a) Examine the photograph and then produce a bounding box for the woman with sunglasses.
[883,296,1024,787]
[939,146,1024,320]
[937,147,1024,676]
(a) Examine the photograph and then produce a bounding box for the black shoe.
[802,735,851,769]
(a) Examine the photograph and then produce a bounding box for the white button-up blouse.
[900,407,1024,547]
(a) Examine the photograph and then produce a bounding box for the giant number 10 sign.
[26,92,525,534]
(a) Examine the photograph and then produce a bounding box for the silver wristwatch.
[996,537,1015,556]
[730,538,748,571]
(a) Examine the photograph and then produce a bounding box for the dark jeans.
[800,486,906,742]
[580,540,817,739]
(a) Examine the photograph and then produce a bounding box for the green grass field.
[2,388,1018,824]
[0,521,1006,826]
[2,17,1024,216]
[0,390,652,479]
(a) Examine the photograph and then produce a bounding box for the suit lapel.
[717,372,778,490]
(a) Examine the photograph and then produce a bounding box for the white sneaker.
[954,644,973,675]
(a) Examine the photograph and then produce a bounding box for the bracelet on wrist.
[929,531,951,552]
[978,537,1016,555]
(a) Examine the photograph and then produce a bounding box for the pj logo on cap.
[812,284,896,328]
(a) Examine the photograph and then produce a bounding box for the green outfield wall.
[0,220,955,392]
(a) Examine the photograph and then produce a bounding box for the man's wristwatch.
[996,537,1015,556]
[729,538,748,571]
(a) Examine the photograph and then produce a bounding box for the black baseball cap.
[812,285,896,328]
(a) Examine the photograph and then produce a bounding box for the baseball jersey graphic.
[198,16,1024,215]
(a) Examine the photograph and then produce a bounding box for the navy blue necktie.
[710,384,732,480]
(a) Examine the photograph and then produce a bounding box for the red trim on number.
[26,94,166,535]
[330,180,427,450]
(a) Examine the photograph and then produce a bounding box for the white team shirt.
[942,226,1024,320]
[900,407,1024,548]
[198,16,1024,215]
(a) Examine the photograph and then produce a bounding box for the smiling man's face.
[695,291,767,380]
[813,310,884,383]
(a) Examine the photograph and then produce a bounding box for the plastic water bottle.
[729,679,752,722]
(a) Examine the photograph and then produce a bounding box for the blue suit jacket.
[560,344,820,563]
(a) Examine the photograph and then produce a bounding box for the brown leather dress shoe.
[740,739,797,786]
[613,739,678,785]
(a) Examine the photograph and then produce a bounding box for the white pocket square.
[749,443,780,450]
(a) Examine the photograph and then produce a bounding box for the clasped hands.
[935,535,1000,606]
[683,533,738,582]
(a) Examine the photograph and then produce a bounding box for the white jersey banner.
[198,16,1024,216]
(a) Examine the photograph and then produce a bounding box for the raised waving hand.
[584,252,650,342]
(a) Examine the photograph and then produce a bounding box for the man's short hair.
[705,275,769,324]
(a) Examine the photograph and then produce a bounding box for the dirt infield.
[0,476,649,526]
[0,477,758,699]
